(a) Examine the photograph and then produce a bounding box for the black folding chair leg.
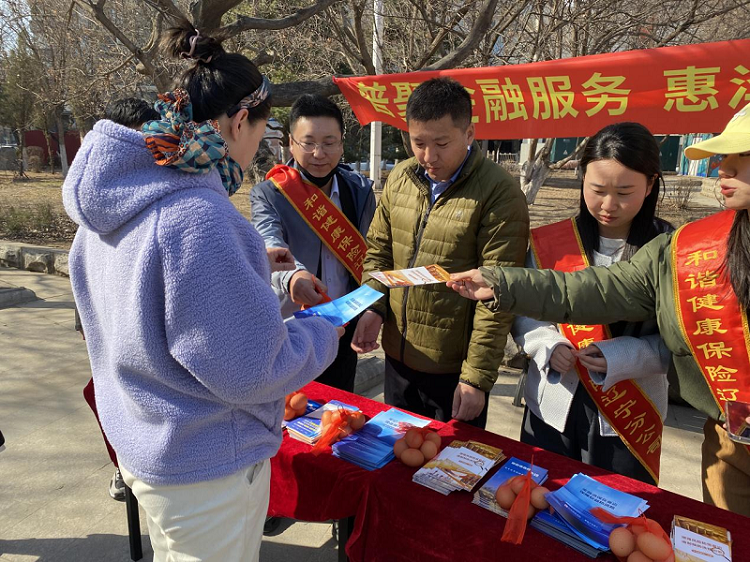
[512,369,528,408]
[125,484,143,561]
[337,516,355,562]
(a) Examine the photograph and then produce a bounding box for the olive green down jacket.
[363,143,529,392]
[482,227,725,422]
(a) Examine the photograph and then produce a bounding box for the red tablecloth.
[269,382,750,562]
[268,382,394,521]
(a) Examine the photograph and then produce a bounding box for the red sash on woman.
[672,211,750,437]
[531,219,663,483]
[266,165,367,283]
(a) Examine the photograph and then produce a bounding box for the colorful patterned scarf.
[142,89,244,196]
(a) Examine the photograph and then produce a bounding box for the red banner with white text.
[333,39,750,139]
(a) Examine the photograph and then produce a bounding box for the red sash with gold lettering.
[531,219,663,483]
[672,211,750,445]
[266,165,367,283]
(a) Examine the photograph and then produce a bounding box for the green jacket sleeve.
[481,232,669,326]
[361,181,393,317]
[460,177,529,392]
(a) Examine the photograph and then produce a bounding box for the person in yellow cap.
[448,102,750,517]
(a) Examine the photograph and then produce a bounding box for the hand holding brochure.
[369,264,451,288]
[293,285,383,326]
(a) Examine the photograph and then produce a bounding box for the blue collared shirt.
[424,146,472,205]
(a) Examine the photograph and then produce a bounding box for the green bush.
[2,206,32,235]
[33,203,56,232]
[0,203,58,236]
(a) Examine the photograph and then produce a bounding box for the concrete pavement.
[0,267,706,561]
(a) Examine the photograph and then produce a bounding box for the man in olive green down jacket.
[351,77,529,428]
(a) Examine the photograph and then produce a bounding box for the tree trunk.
[42,125,55,174]
[11,128,28,179]
[56,114,69,177]
[520,140,553,205]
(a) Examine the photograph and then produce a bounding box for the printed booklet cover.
[473,457,548,515]
[285,400,359,445]
[293,285,383,326]
[413,440,505,495]
[369,264,451,288]
[332,408,431,470]
[533,473,650,558]
[281,399,323,429]
[671,515,732,562]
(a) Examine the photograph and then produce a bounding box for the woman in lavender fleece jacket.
[63,23,340,562]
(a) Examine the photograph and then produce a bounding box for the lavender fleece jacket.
[63,120,339,486]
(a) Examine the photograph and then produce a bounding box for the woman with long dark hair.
[513,123,672,485]
[63,20,341,560]
[450,103,750,517]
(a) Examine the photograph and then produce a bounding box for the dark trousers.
[384,355,489,429]
[315,319,358,393]
[520,384,656,485]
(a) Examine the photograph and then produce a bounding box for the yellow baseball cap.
[684,102,750,160]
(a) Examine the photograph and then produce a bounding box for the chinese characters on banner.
[333,38,750,139]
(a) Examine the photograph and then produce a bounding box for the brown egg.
[393,438,409,459]
[494,484,516,510]
[627,550,653,562]
[400,447,426,467]
[349,412,366,430]
[609,527,636,558]
[530,486,550,510]
[404,428,424,449]
[289,393,307,411]
[631,518,659,536]
[284,406,297,421]
[419,440,438,461]
[423,432,442,446]
[321,410,333,425]
[526,503,536,520]
[636,532,671,561]
[510,476,528,495]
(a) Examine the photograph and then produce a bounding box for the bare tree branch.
[75,0,170,90]
[271,76,341,107]
[423,0,499,70]
[216,0,343,37]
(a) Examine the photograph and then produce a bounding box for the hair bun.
[161,20,225,65]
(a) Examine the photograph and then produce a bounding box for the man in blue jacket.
[251,94,376,392]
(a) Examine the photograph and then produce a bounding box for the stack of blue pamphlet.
[281,399,323,429]
[332,408,430,470]
[531,473,650,558]
[285,400,358,445]
[473,457,548,514]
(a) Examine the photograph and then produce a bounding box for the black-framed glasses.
[291,135,343,154]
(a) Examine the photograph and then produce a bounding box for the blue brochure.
[285,400,359,445]
[332,408,431,470]
[293,285,384,327]
[538,473,649,555]
[474,457,549,511]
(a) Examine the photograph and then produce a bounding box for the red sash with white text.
[672,211,750,446]
[531,219,663,483]
[266,165,366,283]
